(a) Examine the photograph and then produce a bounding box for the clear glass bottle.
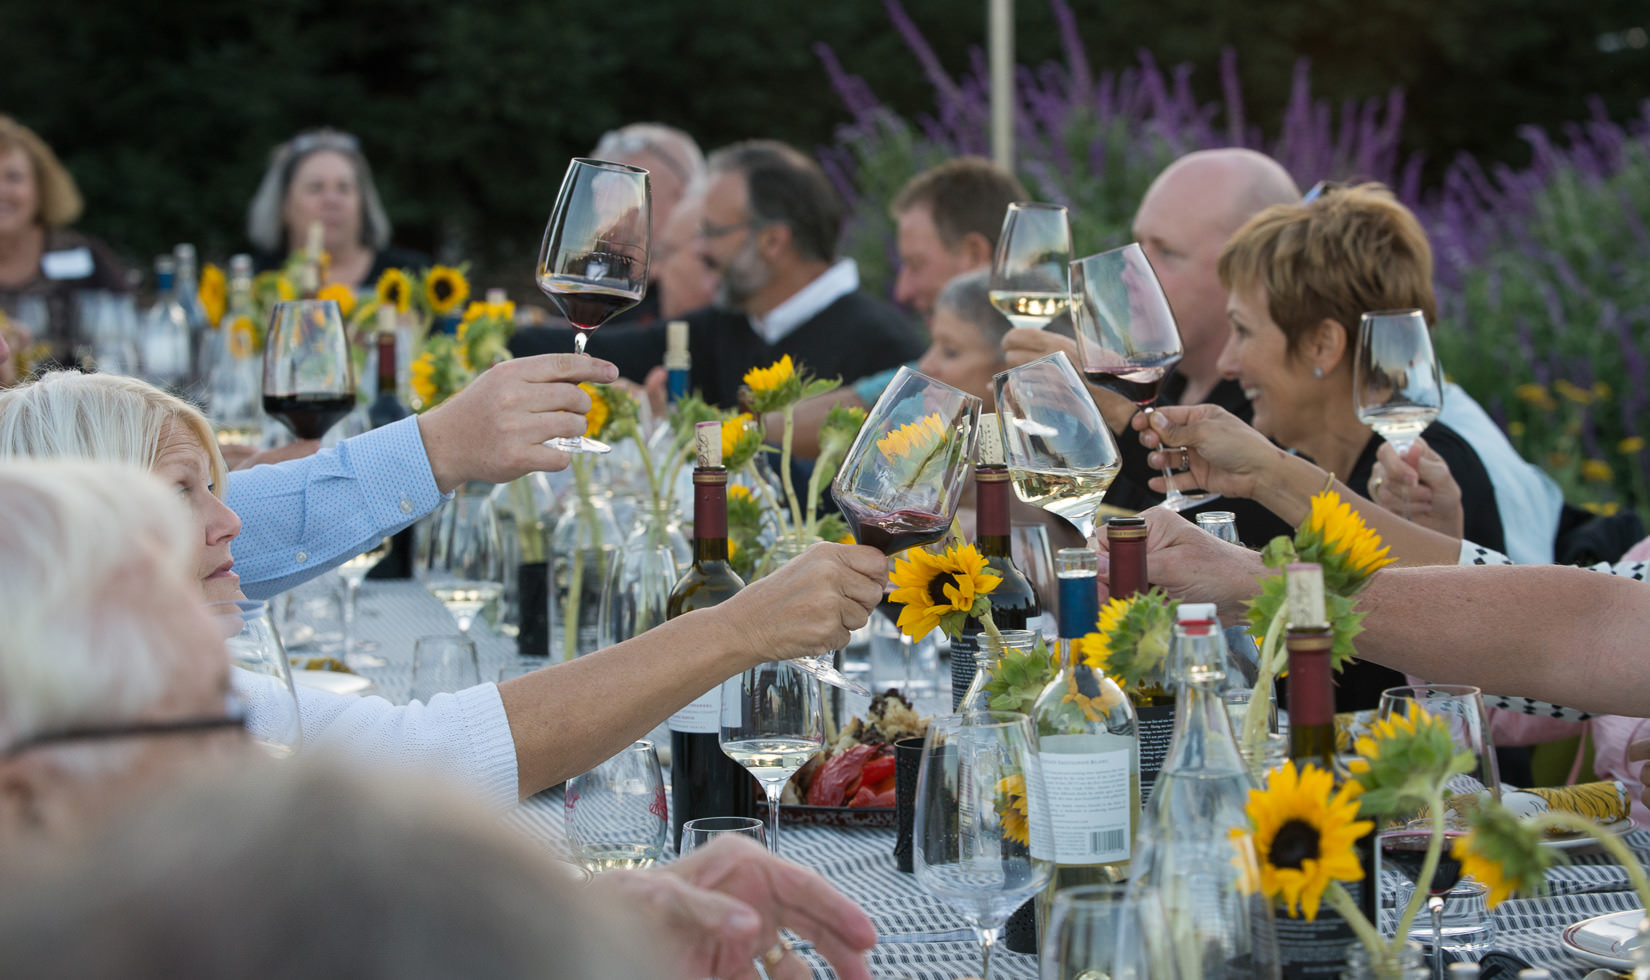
[205,254,265,448]
[598,496,688,648]
[140,255,192,388]
[548,456,622,661]
[955,628,1039,712]
[173,242,212,384]
[1339,942,1428,979]
[1030,547,1139,943]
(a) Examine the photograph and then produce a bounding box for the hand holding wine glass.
[988,202,1073,331]
[992,351,1121,545]
[261,299,355,442]
[419,486,505,637]
[719,661,824,857]
[1355,309,1443,518]
[1070,243,1216,511]
[534,158,651,455]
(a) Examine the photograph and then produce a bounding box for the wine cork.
[664,320,691,370]
[486,287,508,305]
[376,303,395,333]
[305,221,324,258]
[694,420,722,468]
[976,412,1004,466]
[1285,563,1327,628]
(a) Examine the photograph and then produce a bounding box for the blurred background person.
[0,115,130,370]
[245,128,427,289]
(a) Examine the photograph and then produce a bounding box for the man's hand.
[1096,506,1264,620]
[416,354,619,492]
[1133,403,1289,503]
[1370,437,1463,539]
[723,542,886,662]
[226,438,321,471]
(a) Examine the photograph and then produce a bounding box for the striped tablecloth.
[348,579,1649,980]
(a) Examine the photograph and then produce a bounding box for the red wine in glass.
[1378,828,1468,895]
[263,393,354,440]
[1083,350,1180,407]
[839,503,952,556]
[537,272,643,335]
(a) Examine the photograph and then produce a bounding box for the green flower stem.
[1242,609,1289,751]
[1526,812,1650,912]
[1324,881,1388,958]
[779,405,805,542]
[1392,793,1448,945]
[979,609,1004,649]
[508,475,546,564]
[563,455,601,661]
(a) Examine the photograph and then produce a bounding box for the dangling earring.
[1312,366,1324,379]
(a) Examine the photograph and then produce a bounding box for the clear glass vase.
[597,498,688,648]
[1340,941,1428,979]
[956,629,1039,712]
[548,465,621,661]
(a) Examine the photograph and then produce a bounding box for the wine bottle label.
[1136,703,1175,803]
[1276,885,1364,978]
[668,684,720,734]
[949,632,978,710]
[1029,733,1132,863]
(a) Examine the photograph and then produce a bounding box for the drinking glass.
[830,366,981,557]
[211,600,302,758]
[913,711,1052,980]
[534,157,651,454]
[565,740,668,873]
[1375,684,1500,973]
[1040,883,1181,980]
[420,486,505,636]
[410,635,480,702]
[1355,309,1443,517]
[678,815,767,855]
[337,538,390,668]
[993,351,1122,545]
[1070,243,1215,511]
[719,661,825,856]
[988,202,1074,331]
[261,299,355,441]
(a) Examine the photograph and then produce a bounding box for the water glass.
[1040,883,1180,980]
[409,635,480,702]
[565,741,667,873]
[211,600,302,758]
[678,816,766,855]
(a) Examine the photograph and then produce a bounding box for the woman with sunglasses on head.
[245,128,427,289]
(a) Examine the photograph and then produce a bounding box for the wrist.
[415,412,462,494]
[1252,451,1323,526]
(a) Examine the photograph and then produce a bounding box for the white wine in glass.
[989,202,1074,331]
[719,660,824,857]
[1355,308,1443,456]
[993,351,1123,544]
[420,488,505,636]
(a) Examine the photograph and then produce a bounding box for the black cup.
[893,735,926,873]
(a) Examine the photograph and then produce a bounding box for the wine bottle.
[297,221,324,298]
[1030,547,1138,938]
[172,243,212,385]
[1108,515,1175,807]
[1277,562,1378,979]
[951,413,1043,708]
[666,420,756,851]
[140,255,192,388]
[664,319,691,404]
[204,254,265,446]
[367,317,416,580]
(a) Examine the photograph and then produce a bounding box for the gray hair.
[0,461,195,769]
[934,269,1014,349]
[244,128,392,254]
[593,122,705,187]
[0,760,643,978]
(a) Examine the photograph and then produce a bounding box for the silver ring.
[1179,447,1191,471]
[1370,475,1383,494]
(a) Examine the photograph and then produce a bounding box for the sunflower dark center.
[927,573,961,607]
[1270,819,1321,870]
[433,279,453,301]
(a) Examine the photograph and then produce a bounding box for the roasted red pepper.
[805,744,878,806]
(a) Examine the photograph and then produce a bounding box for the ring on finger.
[1179,447,1191,471]
[761,938,792,969]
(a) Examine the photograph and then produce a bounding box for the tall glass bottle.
[205,254,265,449]
[140,255,192,389]
[664,319,691,404]
[173,243,211,384]
[1030,547,1138,938]
[950,412,1042,708]
[666,421,756,851]
[1278,563,1377,979]
[1108,515,1176,806]
[297,221,324,298]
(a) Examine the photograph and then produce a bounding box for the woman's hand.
[1369,437,1463,539]
[725,542,886,662]
[1096,506,1264,621]
[1132,403,1290,503]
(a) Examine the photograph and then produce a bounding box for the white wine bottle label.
[668,684,720,734]
[1029,733,1133,863]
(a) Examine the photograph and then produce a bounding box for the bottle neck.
[376,335,397,390]
[692,469,729,563]
[1285,628,1336,768]
[1107,532,1147,598]
[666,366,690,404]
[975,467,1012,556]
[1057,573,1098,644]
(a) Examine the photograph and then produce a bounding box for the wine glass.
[210,600,302,758]
[1375,684,1500,974]
[988,202,1074,331]
[261,299,356,442]
[913,711,1052,980]
[337,538,390,668]
[678,816,767,855]
[992,351,1122,545]
[565,740,668,873]
[1041,883,1181,980]
[534,157,651,455]
[831,366,981,556]
[719,661,824,856]
[1070,244,1216,512]
[419,486,505,636]
[1355,309,1444,517]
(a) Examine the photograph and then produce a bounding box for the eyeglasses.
[1301,180,1344,203]
[287,130,361,157]
[1,694,248,759]
[700,218,764,240]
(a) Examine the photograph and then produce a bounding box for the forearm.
[1250,451,1459,567]
[499,607,760,793]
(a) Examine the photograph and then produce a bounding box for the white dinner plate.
[1541,818,1635,851]
[291,669,376,696]
[1561,908,1645,970]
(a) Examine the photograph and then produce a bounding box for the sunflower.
[876,412,947,466]
[888,543,1001,640]
[462,298,516,324]
[579,383,611,439]
[226,316,258,359]
[410,352,437,407]
[376,269,412,314]
[997,773,1030,846]
[1581,459,1614,483]
[1237,759,1373,920]
[1079,590,1175,690]
[316,282,357,318]
[1299,490,1394,589]
[424,265,470,315]
[198,263,227,327]
[743,354,795,395]
[276,276,296,302]
[1452,804,1554,907]
[720,413,763,469]
[1345,705,1473,815]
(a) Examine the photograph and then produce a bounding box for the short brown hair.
[708,140,842,264]
[891,157,1029,251]
[1216,183,1435,356]
[0,116,82,228]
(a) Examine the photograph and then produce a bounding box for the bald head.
[1132,149,1300,371]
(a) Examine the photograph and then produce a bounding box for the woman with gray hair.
[245,128,427,288]
[915,268,1016,411]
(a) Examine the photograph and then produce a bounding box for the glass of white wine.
[993,351,1122,545]
[419,487,505,636]
[988,202,1073,330]
[565,740,668,873]
[719,660,824,857]
[1355,308,1443,516]
[338,537,390,668]
[211,600,302,758]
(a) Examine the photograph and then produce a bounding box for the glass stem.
[573,331,588,356]
[344,578,360,656]
[1428,896,1445,980]
[765,784,782,856]
[1144,405,1185,506]
[977,923,999,979]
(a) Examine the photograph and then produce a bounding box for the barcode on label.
[1091,829,1127,853]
